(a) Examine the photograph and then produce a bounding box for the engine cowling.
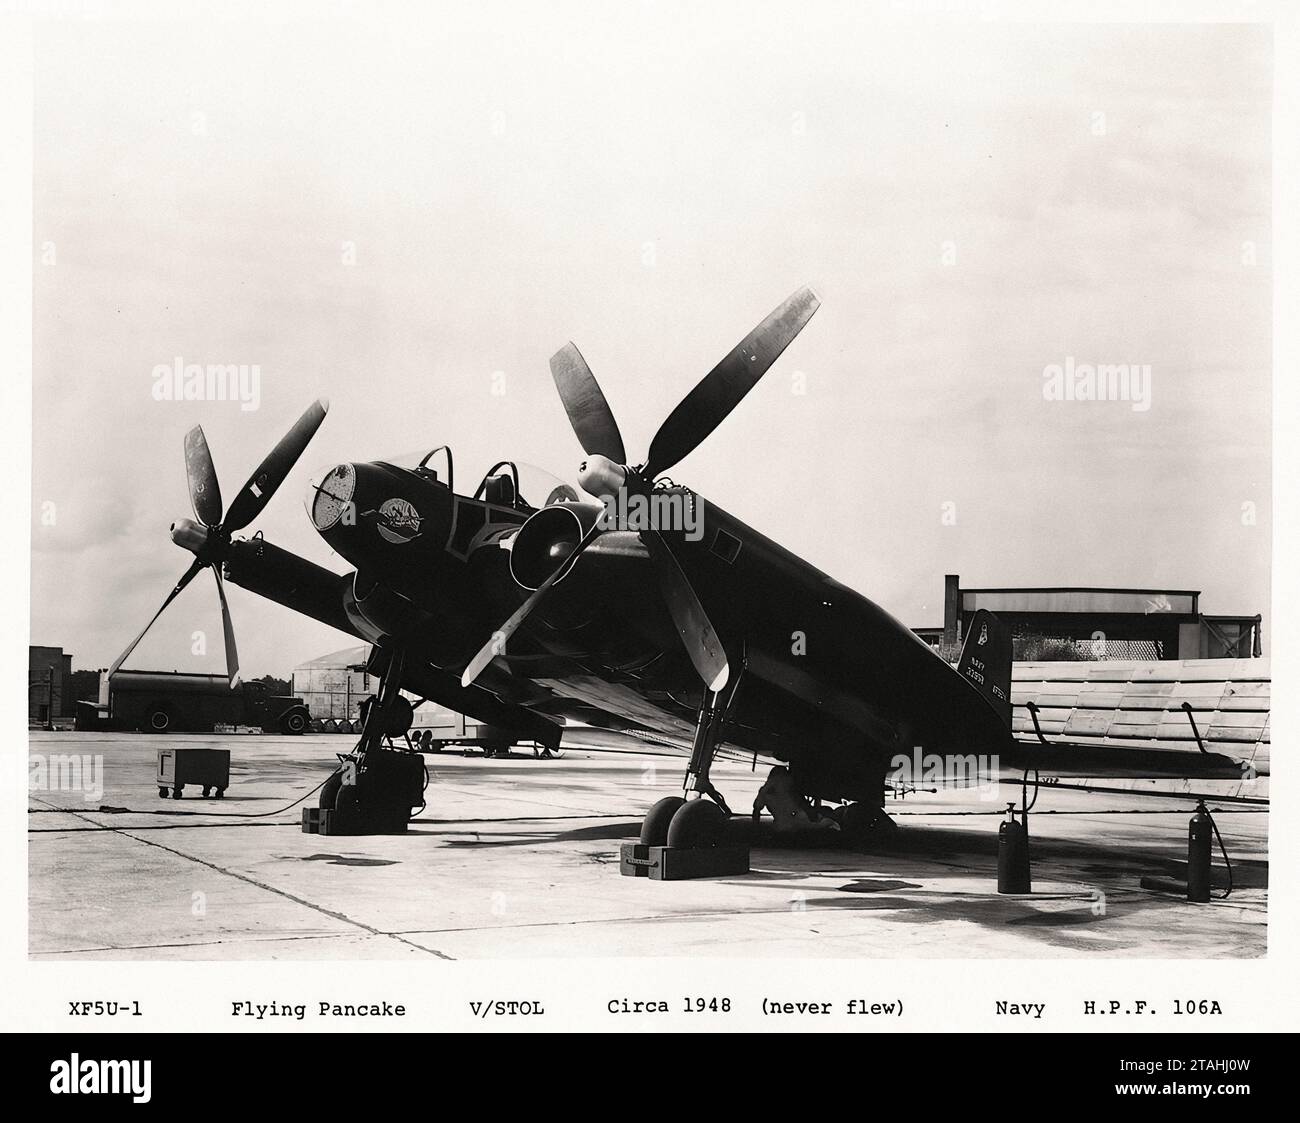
[508,502,605,590]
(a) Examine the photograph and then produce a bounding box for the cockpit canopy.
[376,447,580,511]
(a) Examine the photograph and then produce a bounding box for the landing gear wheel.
[666,798,728,849]
[319,771,343,810]
[841,803,899,847]
[640,796,686,847]
[333,784,361,830]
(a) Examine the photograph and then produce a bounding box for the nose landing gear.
[303,647,426,836]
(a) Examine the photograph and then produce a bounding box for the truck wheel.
[172,785,184,800]
[280,710,308,735]
[147,707,172,733]
[158,787,168,799]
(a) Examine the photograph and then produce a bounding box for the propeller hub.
[577,454,628,501]
[170,518,210,556]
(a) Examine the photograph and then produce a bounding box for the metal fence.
[1008,627,1163,662]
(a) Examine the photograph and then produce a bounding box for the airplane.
[110,286,1261,845]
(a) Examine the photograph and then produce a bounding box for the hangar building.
[29,645,73,728]
[291,646,373,722]
[915,575,1263,661]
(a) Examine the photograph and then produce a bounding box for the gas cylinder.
[1187,801,1213,903]
[997,802,1031,894]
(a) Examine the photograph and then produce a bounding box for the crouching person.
[752,766,841,835]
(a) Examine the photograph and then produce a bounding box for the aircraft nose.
[308,463,356,531]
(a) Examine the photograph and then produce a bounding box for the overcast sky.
[30,5,1271,678]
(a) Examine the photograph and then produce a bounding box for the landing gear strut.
[640,689,732,849]
[623,688,750,879]
[304,647,426,836]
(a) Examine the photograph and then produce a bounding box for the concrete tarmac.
[28,732,1267,960]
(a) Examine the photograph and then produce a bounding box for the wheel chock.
[302,807,332,834]
[619,842,750,880]
[301,806,410,836]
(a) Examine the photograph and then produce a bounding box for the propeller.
[645,285,820,479]
[549,342,626,464]
[461,286,819,691]
[108,399,329,687]
[459,519,604,689]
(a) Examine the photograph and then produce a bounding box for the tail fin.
[956,609,1012,727]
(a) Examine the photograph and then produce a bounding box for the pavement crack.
[29,798,455,960]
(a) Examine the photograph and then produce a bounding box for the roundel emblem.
[376,498,423,544]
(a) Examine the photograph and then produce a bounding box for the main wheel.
[319,771,343,810]
[666,799,728,849]
[640,796,686,847]
[332,784,363,832]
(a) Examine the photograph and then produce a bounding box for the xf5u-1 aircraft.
[110,287,1251,845]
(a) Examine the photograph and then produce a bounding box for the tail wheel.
[841,802,900,847]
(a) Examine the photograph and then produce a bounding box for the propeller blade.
[642,530,729,693]
[212,567,240,688]
[550,342,627,463]
[461,520,604,688]
[223,398,329,532]
[183,425,223,528]
[645,286,820,477]
[107,558,205,678]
